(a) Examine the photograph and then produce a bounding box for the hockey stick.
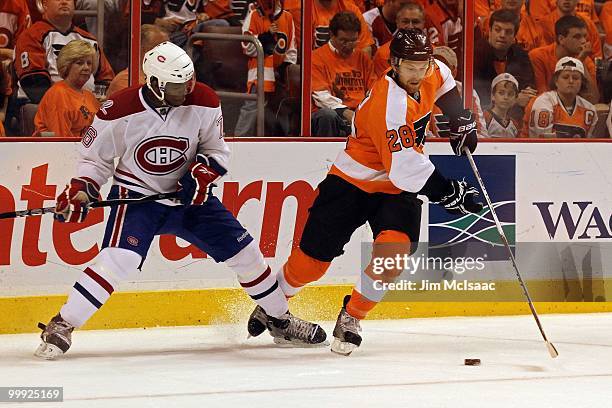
[463,147,559,359]
[0,191,179,220]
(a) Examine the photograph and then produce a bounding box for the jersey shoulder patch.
[96,86,145,120]
[184,82,220,108]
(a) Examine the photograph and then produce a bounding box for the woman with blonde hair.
[34,39,101,137]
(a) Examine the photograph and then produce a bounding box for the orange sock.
[346,289,377,320]
[283,247,331,288]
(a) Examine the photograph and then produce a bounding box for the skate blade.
[34,342,63,360]
[273,337,330,348]
[331,338,358,356]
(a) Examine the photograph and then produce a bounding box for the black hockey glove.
[433,179,483,215]
[449,109,477,156]
[258,31,277,56]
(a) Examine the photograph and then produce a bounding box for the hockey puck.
[464,358,481,366]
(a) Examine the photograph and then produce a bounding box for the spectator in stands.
[75,0,119,38]
[484,72,521,137]
[522,56,596,137]
[539,0,603,58]
[15,0,114,104]
[474,9,536,108]
[0,0,32,62]
[540,0,602,59]
[233,0,297,136]
[527,0,599,24]
[106,24,168,97]
[428,46,488,138]
[529,15,600,103]
[362,0,413,47]
[372,2,441,78]
[204,0,247,26]
[479,0,545,52]
[311,11,373,137]
[475,0,500,27]
[602,1,612,61]
[312,0,374,56]
[33,40,100,137]
[426,0,462,56]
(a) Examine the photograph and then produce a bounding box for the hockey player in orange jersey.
[247,29,483,355]
[522,56,596,138]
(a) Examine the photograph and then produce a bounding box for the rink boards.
[1,139,611,333]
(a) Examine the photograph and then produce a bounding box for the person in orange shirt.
[475,0,501,28]
[424,0,462,56]
[479,0,544,52]
[311,11,373,136]
[540,0,602,59]
[15,0,114,104]
[34,39,100,137]
[602,1,612,61]
[522,56,596,137]
[527,0,598,24]
[247,29,482,355]
[233,0,297,136]
[313,0,375,56]
[372,2,442,78]
[0,0,31,62]
[529,15,600,103]
[106,24,168,97]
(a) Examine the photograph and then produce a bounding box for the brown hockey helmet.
[389,28,433,63]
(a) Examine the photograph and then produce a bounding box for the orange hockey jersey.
[311,42,374,110]
[0,0,31,50]
[602,1,612,52]
[540,10,602,59]
[312,0,374,50]
[33,80,100,137]
[15,20,114,92]
[328,59,456,194]
[528,43,596,94]
[424,0,462,56]
[242,3,297,92]
[521,90,596,138]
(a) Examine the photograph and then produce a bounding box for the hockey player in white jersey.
[35,42,326,359]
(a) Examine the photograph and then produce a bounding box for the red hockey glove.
[177,154,227,205]
[55,177,101,223]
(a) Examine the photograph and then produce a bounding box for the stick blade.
[546,342,559,358]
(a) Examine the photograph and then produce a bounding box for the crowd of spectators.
[0,0,610,138]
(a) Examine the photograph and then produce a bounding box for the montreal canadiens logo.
[134,136,190,175]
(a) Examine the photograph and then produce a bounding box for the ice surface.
[1,313,611,407]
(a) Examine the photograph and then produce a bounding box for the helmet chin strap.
[147,81,166,103]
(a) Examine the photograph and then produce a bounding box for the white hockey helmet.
[142,41,195,101]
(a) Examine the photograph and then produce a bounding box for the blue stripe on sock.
[74,282,103,309]
[250,281,279,300]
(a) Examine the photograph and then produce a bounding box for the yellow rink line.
[1,283,611,334]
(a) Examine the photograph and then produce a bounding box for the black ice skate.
[247,305,328,346]
[247,305,269,338]
[331,295,362,356]
[34,314,74,360]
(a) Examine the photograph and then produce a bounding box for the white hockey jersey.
[77,83,229,203]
